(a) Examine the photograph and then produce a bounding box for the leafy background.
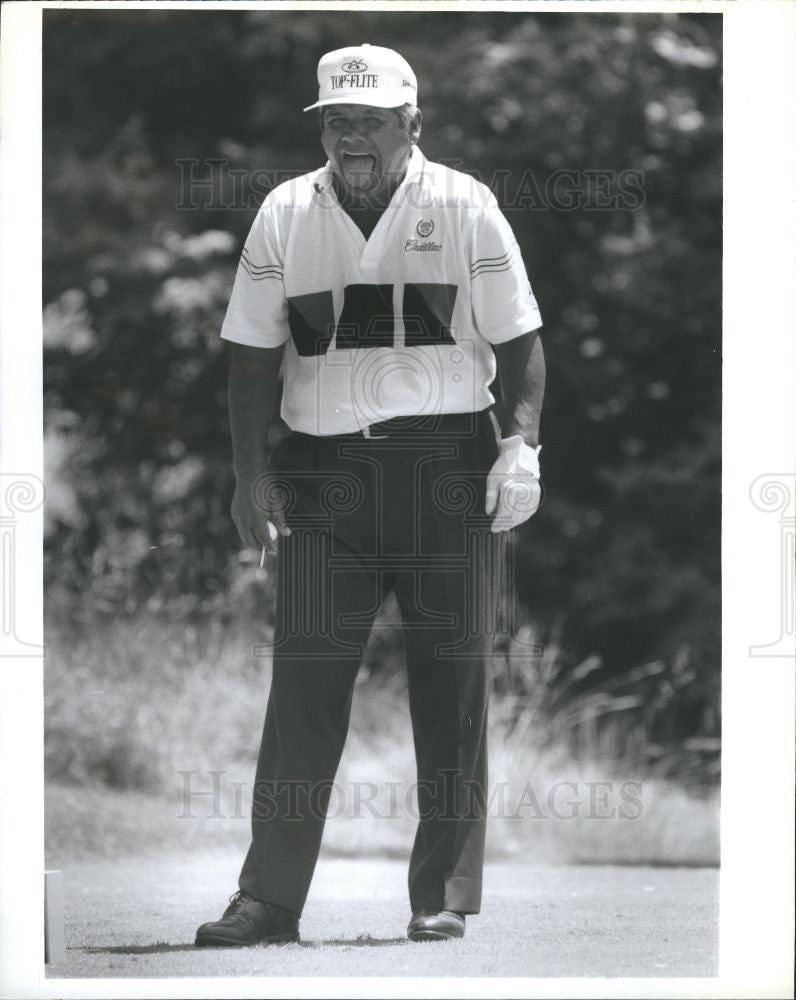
[42,9,721,859]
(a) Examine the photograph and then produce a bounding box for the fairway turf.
[45,852,718,979]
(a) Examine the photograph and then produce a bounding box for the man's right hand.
[226,342,287,554]
[231,472,292,555]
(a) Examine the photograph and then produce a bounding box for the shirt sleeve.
[468,195,542,344]
[220,204,290,348]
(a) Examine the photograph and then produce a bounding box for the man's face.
[321,104,415,203]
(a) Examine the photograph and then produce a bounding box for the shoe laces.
[222,890,296,931]
[222,890,259,923]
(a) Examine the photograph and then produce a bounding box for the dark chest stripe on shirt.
[287,291,335,356]
[287,283,459,357]
[336,284,395,350]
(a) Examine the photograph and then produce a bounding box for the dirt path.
[46,851,718,979]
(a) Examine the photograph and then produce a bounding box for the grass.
[47,855,720,978]
[44,614,719,867]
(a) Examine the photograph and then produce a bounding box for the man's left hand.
[485,437,542,532]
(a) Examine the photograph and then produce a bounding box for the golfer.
[196,43,545,947]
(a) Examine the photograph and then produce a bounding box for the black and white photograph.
[0,1,793,997]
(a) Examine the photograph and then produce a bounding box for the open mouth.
[341,152,377,182]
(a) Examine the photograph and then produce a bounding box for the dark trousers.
[238,410,503,916]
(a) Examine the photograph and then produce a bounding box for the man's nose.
[341,121,368,140]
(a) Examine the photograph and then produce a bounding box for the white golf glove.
[485,436,542,532]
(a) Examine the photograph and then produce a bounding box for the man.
[195,43,545,947]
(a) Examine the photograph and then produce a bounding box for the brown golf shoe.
[195,890,300,947]
[407,909,466,941]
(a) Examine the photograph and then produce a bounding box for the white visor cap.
[303,44,417,112]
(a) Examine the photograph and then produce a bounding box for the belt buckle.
[362,425,388,440]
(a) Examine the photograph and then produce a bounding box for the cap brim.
[303,94,412,112]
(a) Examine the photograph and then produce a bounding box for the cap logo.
[416,219,435,238]
[304,45,417,112]
[329,59,379,92]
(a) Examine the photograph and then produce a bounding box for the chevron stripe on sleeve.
[470,243,517,279]
[239,246,284,281]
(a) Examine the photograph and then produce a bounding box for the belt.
[361,424,388,439]
[322,411,491,441]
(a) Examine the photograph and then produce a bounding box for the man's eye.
[365,118,383,128]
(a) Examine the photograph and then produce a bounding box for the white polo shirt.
[221,146,542,436]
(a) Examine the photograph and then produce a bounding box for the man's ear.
[410,108,422,145]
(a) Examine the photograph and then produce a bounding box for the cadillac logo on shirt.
[406,219,440,252]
